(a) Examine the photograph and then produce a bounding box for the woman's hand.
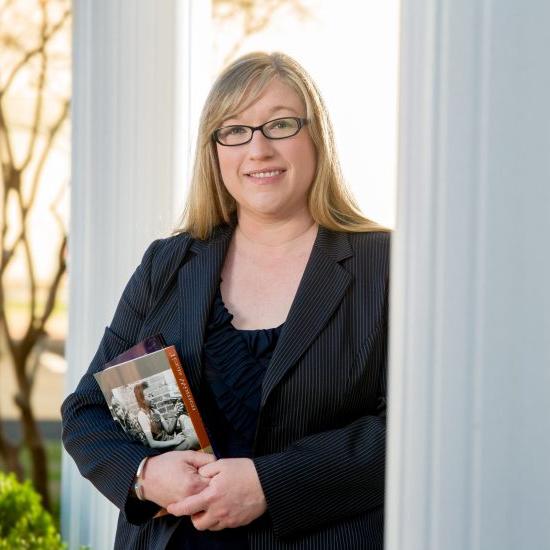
[141,450,216,508]
[157,408,178,434]
[166,458,267,530]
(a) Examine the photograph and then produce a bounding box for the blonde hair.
[175,51,387,239]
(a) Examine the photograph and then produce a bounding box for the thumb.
[167,490,209,517]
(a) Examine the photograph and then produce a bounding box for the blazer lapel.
[177,224,233,394]
[260,227,353,409]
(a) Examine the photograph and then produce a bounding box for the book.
[104,334,167,368]
[94,337,213,455]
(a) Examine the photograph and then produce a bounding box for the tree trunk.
[13,343,51,511]
[19,398,50,511]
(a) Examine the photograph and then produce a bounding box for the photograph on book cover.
[95,353,200,451]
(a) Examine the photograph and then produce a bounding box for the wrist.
[133,456,149,501]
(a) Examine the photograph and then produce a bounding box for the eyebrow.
[267,105,300,116]
[223,105,301,125]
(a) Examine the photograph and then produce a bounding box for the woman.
[133,382,189,450]
[62,52,390,550]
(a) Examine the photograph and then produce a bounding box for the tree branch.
[0,184,9,274]
[37,234,66,334]
[17,189,37,323]
[1,7,70,96]
[0,285,15,362]
[25,98,69,212]
[0,97,16,169]
[19,2,48,173]
[0,230,24,275]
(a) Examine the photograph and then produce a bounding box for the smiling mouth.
[246,169,286,179]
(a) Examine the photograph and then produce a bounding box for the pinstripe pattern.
[61,224,390,549]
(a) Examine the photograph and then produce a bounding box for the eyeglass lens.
[216,117,301,145]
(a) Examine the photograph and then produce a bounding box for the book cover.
[94,344,213,455]
[104,334,166,368]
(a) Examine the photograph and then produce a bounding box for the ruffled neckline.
[202,287,283,445]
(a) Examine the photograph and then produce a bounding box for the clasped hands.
[142,450,267,531]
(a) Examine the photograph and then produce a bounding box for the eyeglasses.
[213,117,308,146]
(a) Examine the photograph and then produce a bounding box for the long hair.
[175,51,387,239]
[133,383,148,410]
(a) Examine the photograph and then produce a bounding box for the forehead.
[224,79,305,124]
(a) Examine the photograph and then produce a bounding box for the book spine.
[164,346,213,454]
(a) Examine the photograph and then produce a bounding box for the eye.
[227,126,247,135]
[268,119,292,130]
[217,125,248,141]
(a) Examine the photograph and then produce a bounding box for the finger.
[191,511,223,532]
[198,461,222,477]
[181,450,217,469]
[166,490,210,516]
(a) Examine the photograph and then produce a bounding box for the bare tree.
[0,0,70,511]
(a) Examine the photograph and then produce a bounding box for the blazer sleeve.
[61,240,164,525]
[253,280,388,538]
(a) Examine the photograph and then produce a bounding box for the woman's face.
[215,79,317,221]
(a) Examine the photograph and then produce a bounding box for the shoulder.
[137,232,194,295]
[347,228,391,249]
[133,226,229,307]
[142,225,228,267]
[347,230,391,265]
[141,231,193,267]
[338,230,391,294]
[109,232,195,320]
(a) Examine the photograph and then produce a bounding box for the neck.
[235,208,317,249]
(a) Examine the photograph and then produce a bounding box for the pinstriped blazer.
[61,222,390,550]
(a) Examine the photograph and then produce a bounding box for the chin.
[241,200,285,218]
[245,196,306,219]
[252,207,292,220]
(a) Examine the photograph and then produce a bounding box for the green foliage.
[0,471,65,550]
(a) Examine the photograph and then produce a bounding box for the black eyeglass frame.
[212,116,309,146]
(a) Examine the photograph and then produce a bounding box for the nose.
[247,129,275,159]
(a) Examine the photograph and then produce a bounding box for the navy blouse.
[167,286,283,549]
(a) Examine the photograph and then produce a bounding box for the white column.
[387,2,550,550]
[62,1,211,548]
